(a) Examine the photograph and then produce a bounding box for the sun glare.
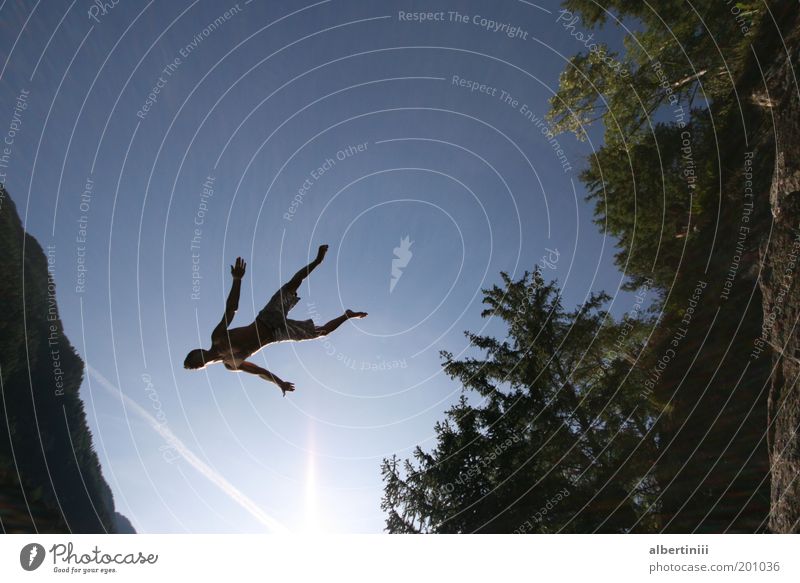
[302,435,324,534]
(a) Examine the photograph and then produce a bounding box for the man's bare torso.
[212,321,274,369]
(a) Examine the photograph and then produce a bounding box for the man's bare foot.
[346,309,368,319]
[316,244,329,263]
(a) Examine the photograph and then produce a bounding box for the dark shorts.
[257,284,318,343]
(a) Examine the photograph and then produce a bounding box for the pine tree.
[382,271,658,533]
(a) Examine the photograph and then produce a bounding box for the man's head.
[183,348,215,370]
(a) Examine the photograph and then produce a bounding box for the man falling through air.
[184,245,367,395]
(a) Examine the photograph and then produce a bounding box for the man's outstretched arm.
[212,257,246,340]
[236,361,295,395]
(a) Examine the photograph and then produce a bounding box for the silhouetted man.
[184,245,367,395]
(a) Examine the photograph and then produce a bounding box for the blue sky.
[1,0,634,532]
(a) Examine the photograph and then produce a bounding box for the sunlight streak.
[87,366,289,533]
[302,425,323,533]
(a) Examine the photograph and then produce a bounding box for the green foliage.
[382,271,659,533]
[552,0,762,140]
[582,115,720,288]
[542,0,777,532]
[549,1,763,289]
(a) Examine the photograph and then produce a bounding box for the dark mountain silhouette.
[0,186,133,533]
[113,512,136,534]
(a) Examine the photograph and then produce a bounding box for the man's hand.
[231,257,246,279]
[315,244,329,263]
[278,380,295,397]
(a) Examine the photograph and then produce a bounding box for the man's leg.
[261,247,327,325]
[285,244,328,293]
[315,310,368,336]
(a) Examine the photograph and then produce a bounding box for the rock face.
[756,3,800,534]
[0,186,134,533]
[761,197,800,534]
